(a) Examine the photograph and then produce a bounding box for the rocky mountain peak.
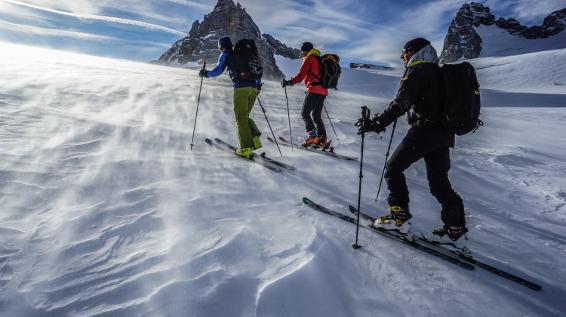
[459,2,495,26]
[262,34,301,59]
[156,0,284,80]
[214,0,236,11]
[440,3,566,63]
[521,8,566,39]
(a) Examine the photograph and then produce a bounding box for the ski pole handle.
[361,106,370,120]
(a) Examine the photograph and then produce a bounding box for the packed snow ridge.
[1,42,566,316]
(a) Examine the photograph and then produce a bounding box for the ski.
[348,205,542,291]
[209,138,295,173]
[213,138,295,171]
[302,197,475,271]
[267,136,358,161]
[205,138,284,173]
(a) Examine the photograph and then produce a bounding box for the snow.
[276,56,401,99]
[276,49,566,107]
[1,41,566,316]
[476,25,566,59]
[470,48,566,95]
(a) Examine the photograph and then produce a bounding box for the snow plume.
[1,41,566,316]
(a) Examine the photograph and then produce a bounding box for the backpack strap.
[306,55,322,87]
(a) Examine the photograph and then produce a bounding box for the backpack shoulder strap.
[306,55,322,83]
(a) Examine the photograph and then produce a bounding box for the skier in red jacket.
[282,42,330,148]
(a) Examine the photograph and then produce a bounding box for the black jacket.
[380,62,454,148]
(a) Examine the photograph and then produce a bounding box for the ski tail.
[349,204,543,291]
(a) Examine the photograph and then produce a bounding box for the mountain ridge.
[156,0,288,79]
[440,2,566,63]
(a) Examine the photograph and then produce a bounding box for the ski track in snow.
[1,42,566,316]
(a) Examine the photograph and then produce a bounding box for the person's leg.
[385,138,427,209]
[311,94,327,139]
[424,147,466,227]
[247,88,260,136]
[301,93,316,136]
[247,89,261,149]
[233,87,255,149]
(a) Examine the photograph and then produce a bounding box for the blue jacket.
[207,49,262,89]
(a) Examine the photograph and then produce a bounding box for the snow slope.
[276,48,566,107]
[1,42,566,317]
[476,25,566,59]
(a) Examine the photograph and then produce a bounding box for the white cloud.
[166,0,210,10]
[484,0,566,24]
[10,0,98,14]
[0,19,114,41]
[339,0,465,65]
[4,0,187,36]
[2,0,564,65]
[238,0,372,47]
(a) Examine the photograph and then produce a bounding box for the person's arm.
[290,57,311,85]
[206,52,228,78]
[378,67,421,127]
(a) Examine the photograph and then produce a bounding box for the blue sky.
[0,0,564,66]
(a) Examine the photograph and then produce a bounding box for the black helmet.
[403,38,430,54]
[300,42,314,52]
[218,36,233,50]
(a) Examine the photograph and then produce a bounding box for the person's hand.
[281,79,292,88]
[199,69,208,78]
[355,116,371,131]
[357,114,386,135]
[256,84,262,94]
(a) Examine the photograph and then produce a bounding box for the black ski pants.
[384,133,465,226]
[301,92,327,138]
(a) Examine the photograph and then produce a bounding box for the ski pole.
[324,106,339,139]
[353,106,370,250]
[190,61,206,151]
[284,86,293,151]
[374,119,397,202]
[257,97,283,156]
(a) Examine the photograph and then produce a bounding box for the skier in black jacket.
[357,38,467,248]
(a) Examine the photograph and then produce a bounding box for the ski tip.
[302,197,313,204]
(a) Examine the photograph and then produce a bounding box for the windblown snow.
[1,42,566,317]
[276,48,566,107]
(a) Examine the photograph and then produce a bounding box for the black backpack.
[440,62,482,135]
[233,39,263,82]
[311,54,341,89]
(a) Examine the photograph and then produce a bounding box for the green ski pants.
[233,87,260,149]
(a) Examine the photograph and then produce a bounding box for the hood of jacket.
[304,48,321,60]
[407,44,439,68]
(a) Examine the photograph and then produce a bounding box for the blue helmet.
[218,36,233,50]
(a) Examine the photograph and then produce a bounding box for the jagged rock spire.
[214,0,236,11]
[440,2,566,63]
[157,0,285,79]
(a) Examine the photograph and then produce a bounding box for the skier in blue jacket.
[200,37,263,158]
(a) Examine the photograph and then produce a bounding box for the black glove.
[355,116,372,131]
[199,69,208,78]
[357,114,386,135]
[257,84,262,91]
[281,79,293,88]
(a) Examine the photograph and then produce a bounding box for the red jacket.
[291,54,328,96]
